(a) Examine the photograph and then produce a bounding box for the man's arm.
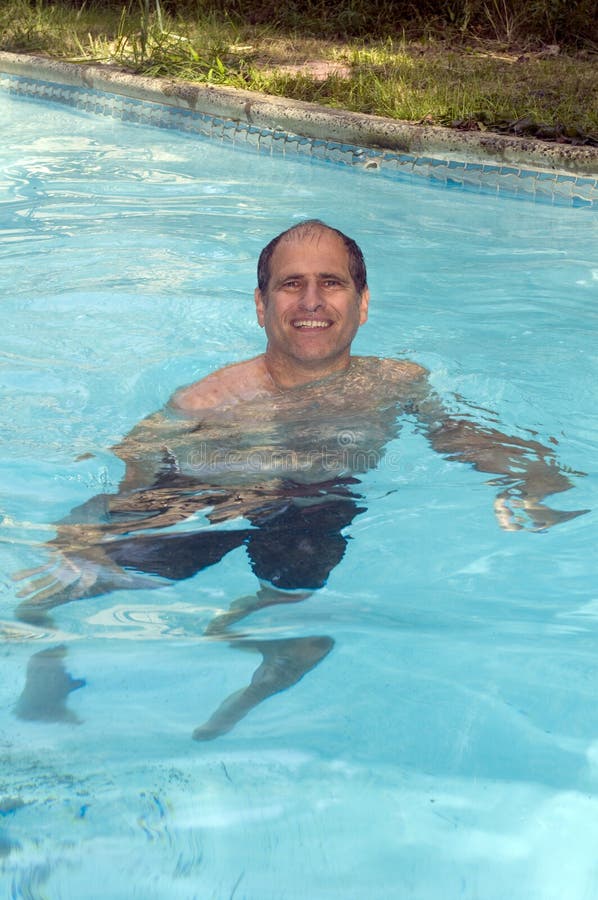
[13,405,211,619]
[111,408,183,493]
[409,374,586,531]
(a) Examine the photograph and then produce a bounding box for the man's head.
[257,219,368,296]
[254,220,370,385]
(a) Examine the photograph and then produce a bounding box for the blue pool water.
[1,87,597,899]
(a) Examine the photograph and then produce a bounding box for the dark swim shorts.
[103,479,366,592]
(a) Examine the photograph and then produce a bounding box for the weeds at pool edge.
[0,0,596,144]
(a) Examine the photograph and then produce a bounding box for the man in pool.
[14,219,586,740]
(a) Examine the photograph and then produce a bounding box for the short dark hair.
[256,219,368,295]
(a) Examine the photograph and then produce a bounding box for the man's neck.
[262,351,352,391]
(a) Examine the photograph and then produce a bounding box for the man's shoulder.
[355,355,428,382]
[171,356,269,413]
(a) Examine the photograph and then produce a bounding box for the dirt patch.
[266,59,352,80]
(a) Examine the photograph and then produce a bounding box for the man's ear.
[359,287,370,326]
[254,288,266,328]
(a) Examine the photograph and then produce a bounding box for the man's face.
[254,228,369,374]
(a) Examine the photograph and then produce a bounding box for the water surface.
[1,90,597,899]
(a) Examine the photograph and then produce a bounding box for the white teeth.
[293,320,330,328]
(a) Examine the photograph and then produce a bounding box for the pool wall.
[1,50,597,207]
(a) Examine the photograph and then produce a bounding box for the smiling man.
[15,219,586,741]
[173,219,395,407]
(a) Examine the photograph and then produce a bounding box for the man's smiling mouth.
[291,319,332,329]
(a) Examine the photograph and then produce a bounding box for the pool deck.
[1,50,597,181]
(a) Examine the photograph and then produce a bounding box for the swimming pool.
[1,80,597,899]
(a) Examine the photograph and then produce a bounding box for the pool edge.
[1,50,597,178]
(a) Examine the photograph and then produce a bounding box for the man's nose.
[299,280,322,311]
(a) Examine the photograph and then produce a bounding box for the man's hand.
[411,379,587,532]
[12,552,102,625]
[493,489,588,532]
[12,543,157,625]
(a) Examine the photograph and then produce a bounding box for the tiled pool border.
[1,52,597,207]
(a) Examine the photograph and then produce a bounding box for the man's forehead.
[271,227,349,268]
[280,224,337,246]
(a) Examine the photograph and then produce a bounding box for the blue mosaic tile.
[375,155,397,171]
[428,167,449,184]
[326,146,350,163]
[520,168,541,180]
[572,195,594,207]
[418,156,449,169]
[556,180,577,198]
[0,71,596,207]
[497,173,521,194]
[311,142,331,161]
[294,141,315,158]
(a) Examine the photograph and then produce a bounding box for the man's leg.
[204,582,311,636]
[15,527,250,625]
[194,491,364,739]
[193,634,334,741]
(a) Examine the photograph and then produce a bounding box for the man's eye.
[283,280,300,289]
[323,279,341,288]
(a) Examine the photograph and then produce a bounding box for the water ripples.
[1,87,597,899]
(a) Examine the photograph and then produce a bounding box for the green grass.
[1,0,596,141]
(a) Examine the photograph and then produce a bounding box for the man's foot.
[204,585,312,637]
[15,645,85,723]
